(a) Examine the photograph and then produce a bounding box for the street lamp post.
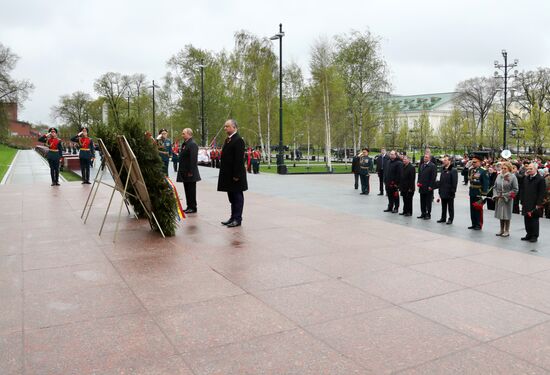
[270,23,286,174]
[149,80,160,135]
[127,92,130,117]
[494,50,519,150]
[198,60,206,146]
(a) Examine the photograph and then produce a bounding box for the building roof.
[380,92,459,112]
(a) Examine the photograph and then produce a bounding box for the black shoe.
[404,213,412,217]
[529,238,538,243]
[446,220,453,225]
[360,192,366,195]
[354,186,358,190]
[184,209,197,214]
[378,193,384,196]
[392,209,398,213]
[81,181,86,184]
[383,208,392,212]
[424,215,431,220]
[473,226,481,230]
[84,181,91,184]
[468,226,476,230]
[417,215,425,219]
[51,183,56,186]
[226,220,241,228]
[399,212,405,215]
[221,219,233,225]
[521,236,530,241]
[54,182,60,186]
[437,219,446,223]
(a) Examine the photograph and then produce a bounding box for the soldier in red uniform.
[252,148,261,174]
[71,127,95,184]
[38,127,64,186]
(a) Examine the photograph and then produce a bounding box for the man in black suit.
[417,153,437,219]
[218,119,248,228]
[437,155,458,224]
[383,150,402,213]
[520,163,546,242]
[375,148,388,195]
[176,128,201,214]
[399,155,416,216]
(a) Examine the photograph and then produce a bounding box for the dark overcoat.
[384,158,402,186]
[520,173,546,215]
[438,165,458,199]
[399,162,416,193]
[176,138,201,183]
[417,161,437,193]
[217,132,248,192]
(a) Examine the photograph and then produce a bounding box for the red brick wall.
[3,103,18,122]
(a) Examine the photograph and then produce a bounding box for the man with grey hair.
[520,162,546,242]
[218,119,248,227]
[177,128,201,213]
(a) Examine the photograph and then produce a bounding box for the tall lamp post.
[198,59,206,146]
[270,23,286,174]
[494,50,519,150]
[149,80,160,135]
[127,91,131,117]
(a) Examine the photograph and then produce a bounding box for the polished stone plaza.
[2,151,550,374]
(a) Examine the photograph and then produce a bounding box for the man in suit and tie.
[218,119,248,228]
[376,148,388,195]
[176,128,201,214]
[417,153,437,220]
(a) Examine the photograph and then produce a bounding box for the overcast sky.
[2,0,549,124]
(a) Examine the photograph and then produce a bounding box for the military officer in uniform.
[70,127,95,184]
[38,127,64,186]
[468,155,489,230]
[358,148,373,195]
[156,129,172,175]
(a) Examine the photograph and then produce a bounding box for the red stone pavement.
[2,176,550,374]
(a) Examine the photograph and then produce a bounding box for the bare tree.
[455,77,498,148]
[0,43,33,103]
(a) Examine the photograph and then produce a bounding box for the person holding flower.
[493,162,519,237]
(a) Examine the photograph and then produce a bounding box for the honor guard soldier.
[70,127,95,184]
[156,129,172,175]
[251,148,261,174]
[468,155,489,230]
[38,127,63,186]
[358,148,373,195]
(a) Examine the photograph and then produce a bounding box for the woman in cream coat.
[494,161,519,237]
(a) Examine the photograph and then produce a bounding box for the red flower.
[509,192,516,199]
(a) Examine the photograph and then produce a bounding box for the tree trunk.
[256,100,266,164]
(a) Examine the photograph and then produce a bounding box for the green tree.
[437,108,463,153]
[51,91,93,132]
[93,72,131,127]
[335,30,389,153]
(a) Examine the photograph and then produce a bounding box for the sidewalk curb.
[0,150,20,185]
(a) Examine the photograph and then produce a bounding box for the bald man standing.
[218,119,248,227]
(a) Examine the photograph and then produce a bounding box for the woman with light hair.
[493,161,519,237]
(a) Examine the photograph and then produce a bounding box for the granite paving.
[1,152,550,374]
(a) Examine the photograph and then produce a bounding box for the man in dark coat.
[399,154,416,216]
[176,128,201,214]
[383,150,402,213]
[351,153,361,190]
[520,163,546,242]
[375,148,388,195]
[417,153,437,220]
[218,119,248,227]
[437,155,458,224]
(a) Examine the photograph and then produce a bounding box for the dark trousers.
[48,158,60,183]
[359,174,370,194]
[162,160,169,175]
[378,171,384,194]
[420,191,433,216]
[354,173,359,189]
[173,160,178,172]
[386,186,399,210]
[80,158,91,182]
[402,191,414,214]
[470,196,481,227]
[227,191,244,223]
[183,182,197,210]
[252,160,260,174]
[441,198,454,221]
[524,215,540,239]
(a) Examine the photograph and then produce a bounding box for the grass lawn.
[0,144,18,182]
[260,163,352,174]
[60,168,84,182]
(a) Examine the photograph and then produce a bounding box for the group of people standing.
[353,147,547,243]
